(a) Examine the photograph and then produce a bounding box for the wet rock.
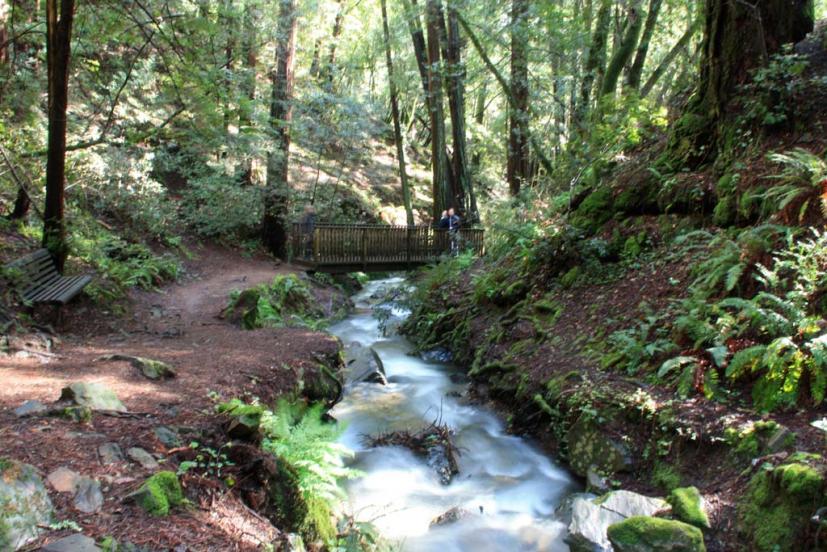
[587,466,611,494]
[566,490,670,552]
[154,426,182,448]
[765,425,795,454]
[556,493,598,526]
[345,343,386,385]
[127,447,160,470]
[566,415,634,477]
[98,443,124,465]
[426,443,458,485]
[47,467,80,493]
[0,459,54,550]
[41,534,102,552]
[73,477,104,514]
[430,507,471,527]
[59,383,127,412]
[299,352,344,405]
[14,400,47,418]
[421,348,453,364]
[607,516,706,552]
[96,354,176,381]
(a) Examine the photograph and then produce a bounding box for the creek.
[329,278,578,551]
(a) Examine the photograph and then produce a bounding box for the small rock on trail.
[127,447,160,470]
[59,382,127,412]
[96,354,177,380]
[41,534,102,552]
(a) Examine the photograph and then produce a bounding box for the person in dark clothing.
[445,207,461,255]
[301,205,316,259]
[438,210,450,229]
[446,207,461,231]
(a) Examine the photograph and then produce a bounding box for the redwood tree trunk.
[600,0,644,98]
[43,0,75,271]
[667,0,814,166]
[507,0,530,196]
[238,0,259,186]
[575,0,610,128]
[625,0,663,91]
[402,0,430,100]
[262,0,297,258]
[320,0,344,89]
[380,0,414,226]
[425,0,450,220]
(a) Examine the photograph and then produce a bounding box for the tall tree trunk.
[425,0,450,220]
[625,0,663,91]
[238,0,259,186]
[402,0,430,100]
[471,79,486,173]
[320,0,344,89]
[0,0,8,68]
[576,0,610,126]
[380,0,414,226]
[507,0,530,196]
[445,2,476,221]
[43,0,74,271]
[221,0,236,137]
[262,0,297,258]
[309,38,322,77]
[667,0,814,167]
[641,16,699,98]
[600,0,644,98]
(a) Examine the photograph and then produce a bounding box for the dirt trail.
[0,244,342,550]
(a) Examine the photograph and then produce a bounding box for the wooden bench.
[3,249,92,305]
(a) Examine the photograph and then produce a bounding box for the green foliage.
[226,275,326,330]
[602,313,677,375]
[177,441,235,481]
[180,174,263,238]
[259,400,358,544]
[652,462,682,492]
[738,48,810,129]
[746,148,827,222]
[136,472,184,517]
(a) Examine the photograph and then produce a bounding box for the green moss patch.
[607,516,706,552]
[738,458,826,551]
[136,471,184,516]
[668,487,710,529]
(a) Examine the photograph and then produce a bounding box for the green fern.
[749,149,827,221]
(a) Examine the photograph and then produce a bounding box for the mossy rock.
[566,415,634,477]
[560,266,581,289]
[222,288,261,328]
[738,458,826,551]
[724,421,795,460]
[58,406,93,423]
[135,471,184,516]
[668,487,710,529]
[571,187,615,233]
[0,459,54,550]
[607,516,706,552]
[59,382,127,412]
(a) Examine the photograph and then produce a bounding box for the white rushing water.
[329,278,577,552]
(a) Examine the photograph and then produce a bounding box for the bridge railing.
[290,223,484,269]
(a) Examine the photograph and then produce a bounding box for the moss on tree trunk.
[666,0,814,168]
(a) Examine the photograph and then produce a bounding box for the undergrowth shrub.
[225,274,326,330]
[745,149,827,223]
[259,400,357,543]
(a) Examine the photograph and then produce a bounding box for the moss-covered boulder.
[607,516,706,552]
[738,456,826,551]
[0,459,54,550]
[59,382,127,412]
[265,458,308,535]
[134,471,184,516]
[567,415,634,477]
[96,354,176,380]
[667,487,710,530]
[571,187,615,233]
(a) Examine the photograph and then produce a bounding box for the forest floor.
[0,244,343,550]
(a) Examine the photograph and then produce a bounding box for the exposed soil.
[0,244,343,551]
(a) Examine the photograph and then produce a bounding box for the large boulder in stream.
[344,343,387,385]
[566,490,670,552]
[0,459,55,550]
[607,516,706,552]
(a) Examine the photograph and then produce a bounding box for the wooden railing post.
[361,227,367,270]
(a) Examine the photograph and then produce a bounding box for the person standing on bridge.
[442,207,461,255]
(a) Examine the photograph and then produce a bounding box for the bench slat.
[6,249,92,306]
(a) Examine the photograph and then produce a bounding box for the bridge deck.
[290,223,484,273]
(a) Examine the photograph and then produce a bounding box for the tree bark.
[401,0,429,97]
[445,2,476,221]
[667,0,814,166]
[381,0,414,226]
[640,16,699,98]
[309,38,322,77]
[471,79,487,172]
[43,0,75,272]
[320,0,344,89]
[600,0,644,98]
[238,0,259,186]
[425,0,450,220]
[626,0,663,91]
[262,0,297,258]
[0,0,8,67]
[507,0,530,196]
[576,0,610,125]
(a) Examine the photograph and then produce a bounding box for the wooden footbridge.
[290,223,485,273]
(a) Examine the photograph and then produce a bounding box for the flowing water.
[329,278,578,552]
